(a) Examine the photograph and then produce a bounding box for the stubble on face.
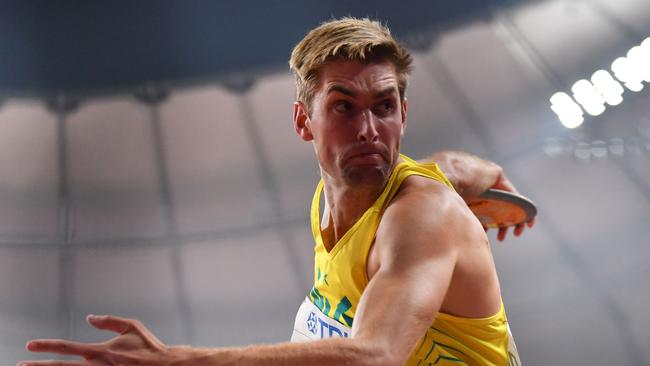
[309,60,405,190]
[338,146,392,188]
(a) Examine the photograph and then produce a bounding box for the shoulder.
[375,175,485,262]
[386,174,475,231]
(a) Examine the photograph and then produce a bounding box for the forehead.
[317,59,399,95]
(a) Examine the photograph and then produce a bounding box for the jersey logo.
[319,318,349,338]
[292,297,352,342]
[310,311,349,339]
[307,312,318,335]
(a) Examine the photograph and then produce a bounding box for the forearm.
[170,338,386,366]
[423,150,503,199]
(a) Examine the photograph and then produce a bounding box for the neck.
[320,171,388,250]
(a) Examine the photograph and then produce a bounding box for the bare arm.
[423,150,511,199]
[196,181,466,365]
[21,183,468,366]
[22,318,387,366]
[424,150,535,240]
[350,181,468,364]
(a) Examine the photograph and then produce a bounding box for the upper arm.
[350,181,477,365]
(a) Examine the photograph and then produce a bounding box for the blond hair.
[289,17,413,109]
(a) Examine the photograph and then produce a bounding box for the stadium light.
[550,92,584,128]
[572,79,606,116]
[591,70,623,106]
[550,36,649,128]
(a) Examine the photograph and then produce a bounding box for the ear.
[294,101,314,141]
[400,98,408,136]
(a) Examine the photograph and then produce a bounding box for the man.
[21,17,533,366]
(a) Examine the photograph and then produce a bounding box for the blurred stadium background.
[1,1,649,364]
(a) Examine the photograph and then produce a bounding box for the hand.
[425,150,536,242]
[20,315,181,366]
[488,171,536,242]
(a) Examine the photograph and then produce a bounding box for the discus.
[467,189,537,229]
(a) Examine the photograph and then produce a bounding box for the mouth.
[349,152,381,159]
[344,148,387,165]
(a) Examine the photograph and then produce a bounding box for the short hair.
[289,17,413,110]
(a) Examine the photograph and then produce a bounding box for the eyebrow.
[326,85,398,99]
[326,85,356,97]
[374,86,398,99]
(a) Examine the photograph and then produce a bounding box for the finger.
[527,217,536,228]
[491,174,519,194]
[514,223,524,237]
[19,361,89,366]
[88,315,164,346]
[26,340,98,357]
[497,227,508,241]
[87,314,133,334]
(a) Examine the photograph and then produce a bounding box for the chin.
[342,164,390,187]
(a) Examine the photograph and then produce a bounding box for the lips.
[343,146,388,164]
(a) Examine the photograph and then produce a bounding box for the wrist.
[168,345,237,366]
[444,152,501,199]
[167,345,208,366]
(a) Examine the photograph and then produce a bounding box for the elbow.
[376,353,403,366]
[375,350,405,366]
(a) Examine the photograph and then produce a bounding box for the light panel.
[612,56,644,92]
[550,92,584,128]
[591,70,624,106]
[572,79,606,116]
[550,36,649,127]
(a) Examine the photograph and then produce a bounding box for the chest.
[310,209,381,326]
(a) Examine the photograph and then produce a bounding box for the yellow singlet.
[294,154,520,366]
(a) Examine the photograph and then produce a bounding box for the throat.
[320,184,385,252]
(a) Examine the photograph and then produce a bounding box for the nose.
[356,110,379,143]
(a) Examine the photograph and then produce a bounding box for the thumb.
[491,173,519,194]
[87,314,132,334]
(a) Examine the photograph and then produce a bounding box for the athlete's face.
[293,59,407,186]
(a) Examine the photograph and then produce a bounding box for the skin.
[425,150,536,241]
[296,60,407,250]
[20,59,533,366]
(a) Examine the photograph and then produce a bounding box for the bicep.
[352,252,455,353]
[350,191,461,364]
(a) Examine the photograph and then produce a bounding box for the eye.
[334,101,352,113]
[374,100,396,116]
